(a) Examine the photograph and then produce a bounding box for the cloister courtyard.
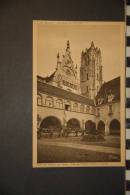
[37,135,120,163]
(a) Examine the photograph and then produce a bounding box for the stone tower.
[80,41,103,99]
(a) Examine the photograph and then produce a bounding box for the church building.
[37,41,120,135]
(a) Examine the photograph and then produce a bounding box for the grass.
[37,143,120,163]
[39,135,120,148]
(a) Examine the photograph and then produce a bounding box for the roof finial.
[91,41,95,48]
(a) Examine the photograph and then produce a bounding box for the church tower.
[80,41,103,99]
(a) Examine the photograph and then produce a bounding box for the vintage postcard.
[33,21,125,167]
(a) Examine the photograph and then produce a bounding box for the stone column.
[82,120,85,130]
[105,120,109,135]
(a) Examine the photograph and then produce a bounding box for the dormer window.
[98,98,103,105]
[108,93,114,102]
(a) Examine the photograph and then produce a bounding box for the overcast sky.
[36,21,124,82]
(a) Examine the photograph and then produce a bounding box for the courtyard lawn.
[39,135,120,148]
[37,141,120,163]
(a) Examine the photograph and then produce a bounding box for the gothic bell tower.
[80,41,103,99]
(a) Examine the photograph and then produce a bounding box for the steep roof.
[95,77,120,105]
[39,71,56,83]
[37,75,94,106]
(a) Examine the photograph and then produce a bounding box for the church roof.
[95,77,120,105]
[37,75,94,106]
[40,71,56,83]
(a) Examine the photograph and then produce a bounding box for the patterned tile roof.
[95,77,120,105]
[37,76,94,106]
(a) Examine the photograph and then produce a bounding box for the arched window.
[45,96,54,107]
[73,102,78,112]
[37,94,42,106]
[80,104,84,113]
[56,99,63,109]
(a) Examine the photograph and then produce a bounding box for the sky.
[35,21,124,82]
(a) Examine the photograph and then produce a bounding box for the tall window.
[86,74,89,80]
[37,94,42,106]
[73,102,78,112]
[56,99,63,109]
[45,96,54,107]
[80,104,84,113]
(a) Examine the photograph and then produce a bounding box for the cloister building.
[37,41,120,135]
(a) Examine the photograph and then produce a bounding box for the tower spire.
[91,41,95,49]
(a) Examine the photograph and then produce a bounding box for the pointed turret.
[90,41,95,49]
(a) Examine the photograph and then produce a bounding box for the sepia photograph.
[33,21,125,167]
